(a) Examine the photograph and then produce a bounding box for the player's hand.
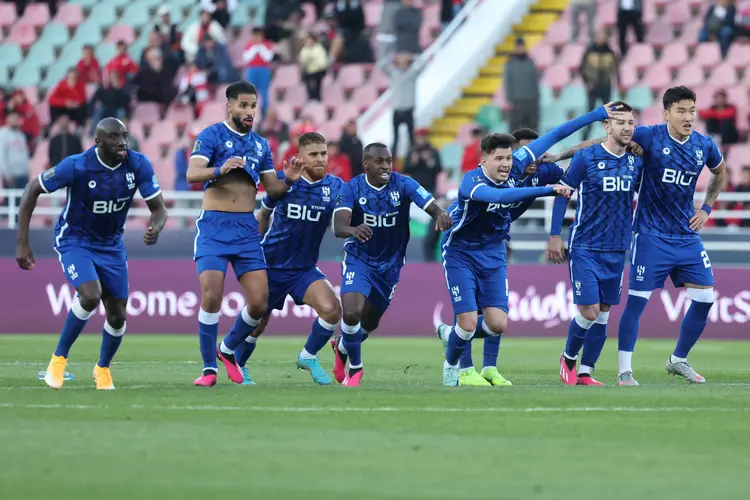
[690,210,709,231]
[351,223,373,243]
[552,184,571,198]
[435,213,452,231]
[602,101,628,121]
[143,225,160,245]
[539,152,558,164]
[16,242,35,270]
[220,157,245,175]
[546,236,566,264]
[282,156,305,183]
[627,141,644,156]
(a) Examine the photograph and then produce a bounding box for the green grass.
[1,335,749,500]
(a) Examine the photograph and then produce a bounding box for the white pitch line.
[0,361,199,367]
[0,403,748,413]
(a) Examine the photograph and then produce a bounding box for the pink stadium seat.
[18,2,49,27]
[368,66,390,92]
[165,104,194,126]
[300,3,316,27]
[660,42,689,70]
[299,101,327,124]
[20,86,39,105]
[35,103,50,126]
[645,20,673,48]
[643,64,671,91]
[726,86,749,110]
[31,140,49,175]
[456,123,477,147]
[643,0,659,24]
[727,145,750,178]
[677,20,702,48]
[545,20,570,48]
[641,106,664,124]
[419,27,435,51]
[273,102,295,124]
[284,85,308,108]
[693,43,722,70]
[710,62,738,88]
[665,1,691,27]
[351,86,378,111]
[725,43,750,72]
[337,65,365,91]
[492,87,507,108]
[364,3,383,27]
[596,0,618,28]
[322,78,343,107]
[0,3,17,27]
[52,2,83,27]
[7,23,37,47]
[619,63,639,88]
[228,40,246,66]
[128,120,146,140]
[155,160,177,192]
[542,64,570,91]
[141,141,162,162]
[675,65,705,88]
[318,121,342,141]
[693,85,718,107]
[273,65,301,90]
[106,24,136,45]
[623,43,654,71]
[333,103,359,123]
[199,101,226,123]
[150,122,178,146]
[132,103,161,125]
[530,42,555,72]
[559,43,585,72]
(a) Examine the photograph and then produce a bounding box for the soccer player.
[615,86,727,384]
[187,81,304,387]
[546,102,642,386]
[232,132,344,385]
[330,143,452,386]
[440,104,625,387]
[15,117,167,390]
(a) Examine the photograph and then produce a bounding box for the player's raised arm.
[260,149,304,197]
[691,140,728,231]
[332,182,372,242]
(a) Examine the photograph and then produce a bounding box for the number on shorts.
[389,284,397,300]
[700,250,711,268]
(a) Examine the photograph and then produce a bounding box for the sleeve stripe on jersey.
[468,183,486,200]
[709,153,724,170]
[421,198,435,210]
[522,145,536,162]
[142,189,162,201]
[191,154,210,162]
[559,180,574,190]
[333,207,352,214]
[37,174,50,193]
[261,200,272,211]
[259,168,275,174]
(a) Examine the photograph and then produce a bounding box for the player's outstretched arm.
[691,160,728,231]
[332,207,372,242]
[424,202,452,231]
[186,156,244,183]
[545,137,605,163]
[261,158,304,197]
[15,177,45,270]
[471,184,570,204]
[143,194,168,245]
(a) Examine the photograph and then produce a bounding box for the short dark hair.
[226,81,257,101]
[606,100,633,113]
[298,132,325,148]
[662,86,696,110]
[480,133,515,155]
[511,128,539,143]
[364,142,389,156]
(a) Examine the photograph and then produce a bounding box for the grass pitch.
[0,335,749,500]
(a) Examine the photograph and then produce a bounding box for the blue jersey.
[560,145,642,252]
[509,161,565,221]
[335,173,434,271]
[190,122,274,189]
[261,174,344,269]
[632,124,723,239]
[38,147,161,251]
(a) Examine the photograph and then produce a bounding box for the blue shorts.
[267,266,327,311]
[629,233,714,290]
[55,244,128,299]
[194,210,267,279]
[569,249,626,306]
[442,247,509,315]
[340,255,400,313]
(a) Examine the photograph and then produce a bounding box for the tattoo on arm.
[704,165,727,206]
[555,137,605,162]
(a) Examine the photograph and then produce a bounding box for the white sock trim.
[349,363,363,369]
[341,322,360,335]
[245,336,258,344]
[595,311,610,325]
[443,360,458,369]
[618,350,633,374]
[574,314,596,329]
[104,321,126,337]
[670,354,687,363]
[71,299,95,320]
[578,365,592,375]
[454,325,475,340]
[361,327,371,336]
[481,320,499,337]
[199,308,220,325]
[687,287,715,303]
[241,307,260,327]
[317,317,339,331]
[299,348,316,360]
[337,336,348,354]
[219,341,233,355]
[628,289,652,299]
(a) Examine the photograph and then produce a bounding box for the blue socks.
[564,314,595,359]
[459,340,474,369]
[446,325,473,366]
[98,321,125,368]
[222,307,261,351]
[455,316,501,369]
[341,322,363,367]
[198,308,220,372]
[483,336,501,368]
[54,300,95,358]
[580,312,608,371]
[303,317,338,356]
[618,293,649,353]
[235,336,257,367]
[674,296,713,358]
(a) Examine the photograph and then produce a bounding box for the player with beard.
[187,81,304,387]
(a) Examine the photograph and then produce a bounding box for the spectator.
[281,116,317,167]
[299,33,328,101]
[580,28,620,139]
[394,0,423,55]
[178,63,210,117]
[699,89,739,145]
[175,129,204,191]
[135,48,177,107]
[303,0,326,20]
[440,0,463,29]
[265,0,302,43]
[700,0,736,58]
[737,5,750,39]
[76,45,102,85]
[330,0,369,63]
[48,115,83,168]
[404,129,442,260]
[6,90,41,147]
[259,107,290,164]
[378,0,401,57]
[617,0,644,56]
[182,10,227,63]
[461,126,484,174]
[380,50,417,158]
[0,111,31,189]
[339,120,364,176]
[503,38,540,133]
[327,141,353,181]
[141,31,179,75]
[196,37,240,84]
[201,0,236,29]
[154,6,183,65]
[48,69,87,127]
[120,118,141,153]
[89,73,131,136]
[321,11,338,51]
[570,0,596,42]
[105,41,139,87]
[243,28,275,118]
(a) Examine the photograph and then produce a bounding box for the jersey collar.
[480,166,502,186]
[95,147,122,171]
[667,126,691,145]
[601,143,627,158]
[301,175,324,185]
[222,121,248,137]
[364,175,389,191]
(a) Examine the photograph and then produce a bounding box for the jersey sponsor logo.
[416,186,430,199]
[93,199,129,214]
[287,203,322,222]
[661,168,694,186]
[126,172,136,190]
[363,212,397,227]
[43,168,56,180]
[602,176,633,192]
[192,140,201,152]
[390,191,401,206]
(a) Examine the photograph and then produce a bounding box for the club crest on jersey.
[628,155,635,169]
[390,191,401,206]
[597,161,606,169]
[322,186,331,201]
[532,177,539,187]
[507,178,516,187]
[359,197,367,205]
[126,172,136,190]
[695,149,704,166]
[256,141,263,154]
[662,147,670,155]
[88,180,96,189]
[225,140,233,148]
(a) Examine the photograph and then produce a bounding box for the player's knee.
[456,314,477,333]
[317,300,342,325]
[200,289,224,313]
[579,306,599,322]
[78,293,101,312]
[246,299,268,319]
[106,313,126,331]
[342,310,362,327]
[483,317,506,336]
